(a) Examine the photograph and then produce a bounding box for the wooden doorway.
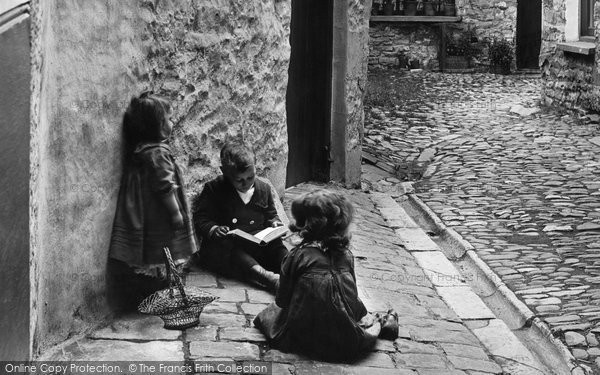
[516,0,542,69]
[285,0,334,187]
[0,2,31,361]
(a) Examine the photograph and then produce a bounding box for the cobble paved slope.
[51,183,504,375]
[365,71,600,368]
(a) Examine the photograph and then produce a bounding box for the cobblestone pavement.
[364,71,600,371]
[53,183,506,375]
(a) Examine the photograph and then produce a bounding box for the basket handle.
[163,246,190,306]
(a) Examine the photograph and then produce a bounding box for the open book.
[227,226,289,246]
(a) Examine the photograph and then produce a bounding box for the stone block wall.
[369,24,440,70]
[458,0,516,41]
[368,0,517,70]
[540,1,600,112]
[346,0,372,186]
[30,0,290,356]
[330,0,372,187]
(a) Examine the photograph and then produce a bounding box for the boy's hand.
[271,221,284,228]
[213,226,230,238]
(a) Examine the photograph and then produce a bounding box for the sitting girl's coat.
[253,190,377,362]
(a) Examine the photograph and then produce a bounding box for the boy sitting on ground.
[193,142,288,291]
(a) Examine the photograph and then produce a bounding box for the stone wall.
[345,0,372,186]
[330,0,372,187]
[540,1,600,111]
[368,0,517,70]
[31,0,290,356]
[458,0,516,40]
[369,23,440,70]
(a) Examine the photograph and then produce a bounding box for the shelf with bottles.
[371,0,460,21]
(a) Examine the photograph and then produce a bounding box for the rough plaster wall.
[33,0,148,356]
[346,0,371,187]
[32,0,290,355]
[145,0,291,195]
[540,0,600,111]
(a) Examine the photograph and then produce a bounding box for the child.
[108,92,197,309]
[193,142,288,291]
[254,190,396,363]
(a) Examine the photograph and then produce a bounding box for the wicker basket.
[138,247,218,330]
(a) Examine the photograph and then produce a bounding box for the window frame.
[580,0,594,39]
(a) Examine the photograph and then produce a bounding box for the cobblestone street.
[364,71,600,371]
[52,183,521,374]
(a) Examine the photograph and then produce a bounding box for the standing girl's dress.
[254,241,377,363]
[109,142,197,274]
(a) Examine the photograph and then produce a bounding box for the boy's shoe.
[378,309,399,340]
[249,265,280,293]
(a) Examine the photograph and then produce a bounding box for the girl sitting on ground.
[253,189,397,363]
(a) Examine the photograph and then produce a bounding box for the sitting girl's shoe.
[378,309,399,340]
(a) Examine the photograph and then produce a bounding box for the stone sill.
[557,41,595,55]
[370,15,462,23]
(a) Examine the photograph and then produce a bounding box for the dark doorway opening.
[285,0,334,187]
[0,3,31,361]
[516,0,542,69]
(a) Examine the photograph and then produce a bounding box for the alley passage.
[365,71,600,364]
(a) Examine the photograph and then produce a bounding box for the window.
[581,0,594,38]
[561,0,595,52]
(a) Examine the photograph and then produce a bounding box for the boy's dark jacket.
[193,176,281,238]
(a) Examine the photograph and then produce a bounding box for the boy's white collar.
[237,184,255,204]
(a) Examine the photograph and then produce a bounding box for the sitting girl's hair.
[220,141,256,172]
[290,190,354,250]
[123,91,171,154]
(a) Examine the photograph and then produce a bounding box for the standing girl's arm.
[162,192,184,229]
[147,146,184,229]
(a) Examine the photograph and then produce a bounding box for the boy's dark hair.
[290,190,354,251]
[220,142,256,172]
[123,91,171,152]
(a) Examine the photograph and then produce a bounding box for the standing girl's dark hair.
[289,190,354,251]
[122,91,172,158]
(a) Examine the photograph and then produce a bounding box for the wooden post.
[440,23,447,72]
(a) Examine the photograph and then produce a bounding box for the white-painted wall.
[565,0,581,41]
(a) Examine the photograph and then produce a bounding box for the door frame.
[516,0,542,69]
[285,0,334,187]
